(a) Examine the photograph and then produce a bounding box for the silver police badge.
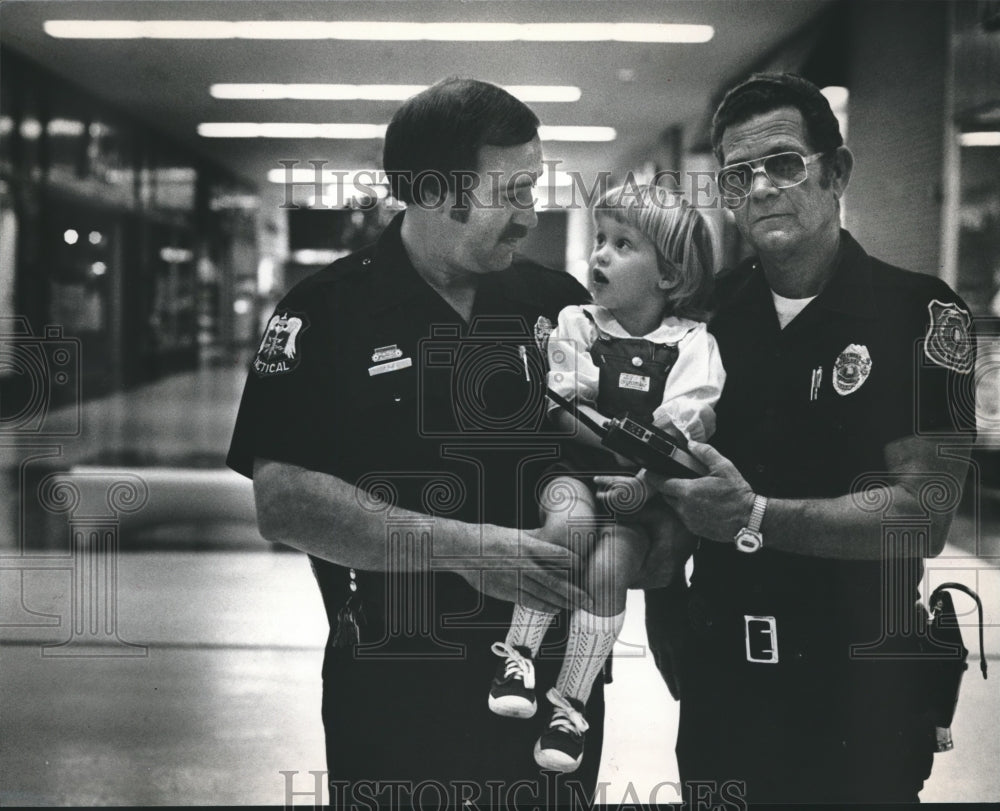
[253,311,307,376]
[833,343,872,395]
[925,299,973,374]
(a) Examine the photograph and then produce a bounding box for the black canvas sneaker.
[533,688,589,772]
[488,642,537,718]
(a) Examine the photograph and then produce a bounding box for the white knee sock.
[505,604,557,657]
[555,609,626,705]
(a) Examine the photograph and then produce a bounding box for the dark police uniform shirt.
[227,212,603,797]
[687,229,976,751]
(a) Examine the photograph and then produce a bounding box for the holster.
[922,583,988,752]
[644,577,690,700]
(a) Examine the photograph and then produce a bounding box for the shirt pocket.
[798,379,884,491]
[355,357,418,405]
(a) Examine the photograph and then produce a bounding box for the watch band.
[734,494,767,553]
[748,494,768,532]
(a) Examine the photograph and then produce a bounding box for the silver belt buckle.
[744,615,779,663]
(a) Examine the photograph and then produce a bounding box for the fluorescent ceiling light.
[960,131,1000,147]
[506,86,582,103]
[820,86,849,113]
[267,168,385,184]
[213,84,426,101]
[211,84,581,103]
[205,123,613,142]
[291,249,350,266]
[538,126,616,142]
[198,123,388,139]
[45,20,713,43]
[47,118,86,137]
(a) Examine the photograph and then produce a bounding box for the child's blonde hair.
[594,183,715,320]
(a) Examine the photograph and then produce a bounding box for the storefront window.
[956,139,1000,317]
[949,2,1000,443]
[148,225,197,353]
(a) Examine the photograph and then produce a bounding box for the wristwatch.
[734,494,768,553]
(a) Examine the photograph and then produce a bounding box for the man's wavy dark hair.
[383,77,540,206]
[711,72,843,168]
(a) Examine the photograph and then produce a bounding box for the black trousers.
[676,659,934,805]
[321,646,605,809]
[656,591,935,806]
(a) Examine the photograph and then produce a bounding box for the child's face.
[588,213,667,315]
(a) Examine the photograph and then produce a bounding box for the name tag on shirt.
[368,358,412,376]
[618,372,650,392]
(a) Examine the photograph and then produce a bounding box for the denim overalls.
[587,312,680,425]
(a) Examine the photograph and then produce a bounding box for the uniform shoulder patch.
[924,299,973,374]
[253,310,309,376]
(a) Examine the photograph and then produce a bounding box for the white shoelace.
[491,641,536,690]
[545,688,589,735]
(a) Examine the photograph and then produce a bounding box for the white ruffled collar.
[581,304,700,342]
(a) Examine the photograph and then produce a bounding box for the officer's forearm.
[756,438,969,560]
[760,489,955,559]
[252,458,535,571]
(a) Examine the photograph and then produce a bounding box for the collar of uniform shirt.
[807,229,878,320]
[729,229,878,324]
[363,211,449,314]
[366,209,552,315]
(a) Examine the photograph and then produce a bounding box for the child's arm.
[651,323,726,442]
[546,306,601,429]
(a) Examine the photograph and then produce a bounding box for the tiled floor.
[2,550,997,806]
[1,366,997,806]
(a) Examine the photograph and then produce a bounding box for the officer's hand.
[646,441,755,544]
[593,469,654,514]
[457,527,593,614]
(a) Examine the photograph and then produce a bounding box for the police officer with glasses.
[629,72,977,804]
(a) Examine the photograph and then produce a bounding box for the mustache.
[500,224,530,241]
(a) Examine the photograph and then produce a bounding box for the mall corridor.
[1,364,997,806]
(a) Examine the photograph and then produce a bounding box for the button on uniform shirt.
[228,212,602,798]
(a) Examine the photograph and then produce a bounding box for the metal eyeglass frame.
[716,151,826,207]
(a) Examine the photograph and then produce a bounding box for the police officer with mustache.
[228,78,604,806]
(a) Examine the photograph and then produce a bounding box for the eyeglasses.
[716,151,825,208]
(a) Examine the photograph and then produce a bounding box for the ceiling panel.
[0,0,834,189]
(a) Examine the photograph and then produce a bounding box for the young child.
[487,184,725,772]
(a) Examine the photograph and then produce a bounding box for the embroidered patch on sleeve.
[924,299,973,374]
[253,311,309,376]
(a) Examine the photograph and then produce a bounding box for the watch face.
[735,528,763,553]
